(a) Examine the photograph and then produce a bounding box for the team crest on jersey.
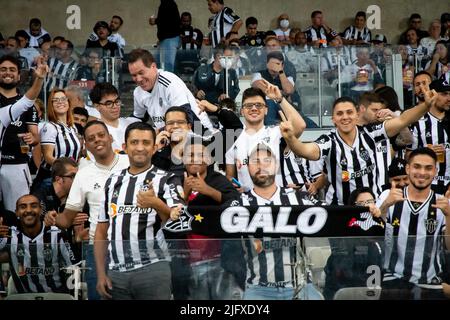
[94,183,101,190]
[340,158,347,166]
[139,179,152,192]
[425,132,432,138]
[16,246,25,258]
[360,150,370,161]
[347,212,384,231]
[43,245,53,262]
[163,206,193,233]
[424,217,438,233]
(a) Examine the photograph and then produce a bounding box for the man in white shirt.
[45,120,130,300]
[89,83,139,153]
[128,49,215,132]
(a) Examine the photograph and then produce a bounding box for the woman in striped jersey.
[32,89,81,192]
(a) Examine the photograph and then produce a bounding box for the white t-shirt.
[85,105,101,118]
[65,154,130,240]
[133,70,214,131]
[105,117,140,153]
[225,125,282,191]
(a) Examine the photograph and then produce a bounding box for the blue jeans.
[157,36,180,73]
[84,244,101,300]
[243,284,295,300]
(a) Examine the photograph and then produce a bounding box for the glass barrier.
[1,42,449,134]
[1,236,449,300]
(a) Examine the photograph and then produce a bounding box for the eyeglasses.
[98,98,122,108]
[52,97,68,104]
[166,119,188,126]
[61,174,76,180]
[355,199,375,206]
[242,102,266,110]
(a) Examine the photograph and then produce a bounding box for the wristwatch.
[275,96,283,104]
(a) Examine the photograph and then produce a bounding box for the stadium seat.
[333,287,381,300]
[5,292,75,300]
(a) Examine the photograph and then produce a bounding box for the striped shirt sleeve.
[40,122,58,145]
[223,7,240,24]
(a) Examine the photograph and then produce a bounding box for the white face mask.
[219,56,234,69]
[280,19,290,29]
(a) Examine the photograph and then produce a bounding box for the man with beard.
[0,55,41,212]
[377,148,450,299]
[409,77,450,194]
[0,194,78,294]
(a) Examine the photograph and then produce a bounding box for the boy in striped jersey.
[377,148,450,299]
[94,122,183,300]
[280,86,438,205]
[0,194,78,294]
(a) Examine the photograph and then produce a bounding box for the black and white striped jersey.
[0,224,78,293]
[0,96,35,163]
[281,148,310,190]
[342,25,371,43]
[45,58,79,92]
[304,26,329,48]
[133,70,214,131]
[410,112,450,194]
[98,165,183,272]
[313,123,389,204]
[210,7,240,48]
[241,187,317,287]
[378,187,447,287]
[39,121,81,170]
[320,47,355,73]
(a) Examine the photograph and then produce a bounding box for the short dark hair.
[0,55,20,71]
[124,122,155,144]
[332,96,357,112]
[347,187,375,206]
[89,82,119,104]
[112,15,124,25]
[413,70,432,82]
[16,194,40,212]
[242,87,266,105]
[409,13,421,22]
[73,106,89,119]
[211,0,224,4]
[181,12,192,19]
[408,147,437,164]
[246,16,258,27]
[311,10,322,18]
[128,49,156,68]
[51,157,78,181]
[358,92,385,108]
[165,106,189,123]
[219,98,237,111]
[266,51,284,63]
[62,39,74,52]
[14,30,30,41]
[29,18,42,28]
[374,86,400,112]
[53,36,65,42]
[355,11,366,19]
[83,120,110,138]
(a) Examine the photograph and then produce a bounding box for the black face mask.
[0,81,18,90]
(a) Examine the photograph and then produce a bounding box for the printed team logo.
[342,171,350,182]
[93,183,101,190]
[347,212,384,231]
[163,206,194,233]
[43,245,53,262]
[229,200,240,207]
[360,150,370,161]
[340,158,347,166]
[263,137,270,143]
[110,203,118,219]
[424,218,438,233]
[425,132,432,138]
[139,179,152,192]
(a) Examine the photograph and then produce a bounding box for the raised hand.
[72,213,89,226]
[421,84,438,109]
[368,203,382,218]
[136,181,157,208]
[0,217,10,238]
[432,194,450,217]
[196,99,219,113]
[33,55,49,79]
[155,130,171,150]
[44,210,58,227]
[261,79,283,102]
[385,181,406,208]
[279,110,295,140]
[170,204,183,221]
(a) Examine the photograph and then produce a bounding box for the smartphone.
[231,177,241,188]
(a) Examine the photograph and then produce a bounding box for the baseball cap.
[430,75,450,93]
[93,21,112,36]
[388,158,407,178]
[371,34,387,44]
[247,141,275,159]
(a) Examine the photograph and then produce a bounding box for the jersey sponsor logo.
[434,175,450,181]
[347,212,384,231]
[220,206,328,235]
[116,205,153,215]
[110,203,118,219]
[342,164,376,182]
[10,119,23,127]
[24,266,55,276]
[164,206,194,233]
[376,145,388,153]
[261,238,297,251]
